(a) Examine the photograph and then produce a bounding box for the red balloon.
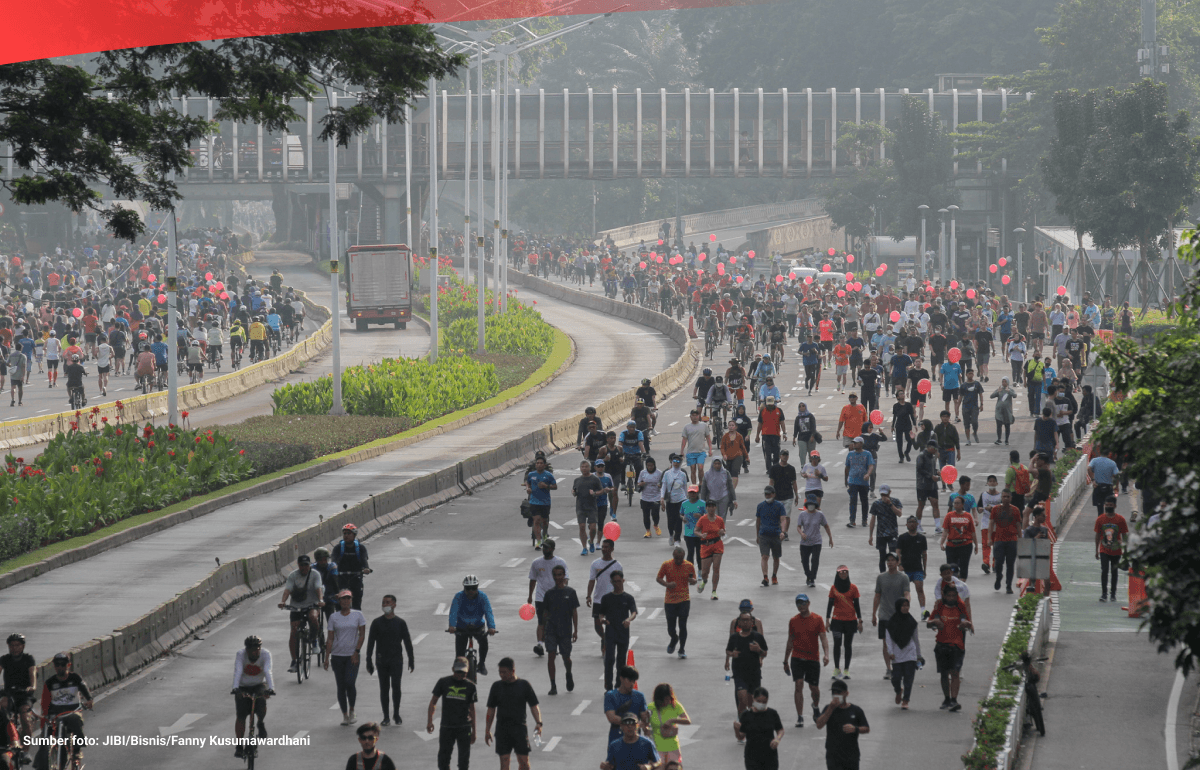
[748,251,756,259]
[947,347,962,364]
[879,263,888,271]
[853,282,863,292]
[710,234,717,242]
[889,311,901,322]
[998,258,1007,267]
[71,308,82,318]
[205,272,213,281]
[147,274,156,282]
[804,277,813,285]
[518,603,536,621]
[870,409,884,425]
[950,280,959,290]
[603,520,621,541]
[657,239,664,246]
[846,254,855,264]
[966,289,976,299]
[788,271,796,280]
[656,256,663,263]
[828,248,836,256]
[822,264,831,273]
[639,261,647,269]
[917,378,932,395]
[1057,285,1067,296]
[775,275,784,283]
[699,254,706,261]
[152,240,159,246]
[1001,275,1011,285]
[941,465,958,485]
[837,290,846,297]
[736,275,744,284]
[717,263,726,275]
[989,264,998,274]
[845,272,854,282]
[730,256,737,264]
[219,292,229,300]
[875,268,884,277]
[156,294,166,304]
[215,282,224,290]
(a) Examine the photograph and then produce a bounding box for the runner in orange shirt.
[832,336,852,394]
[818,317,836,367]
[695,502,726,600]
[836,394,868,448]
[656,547,698,658]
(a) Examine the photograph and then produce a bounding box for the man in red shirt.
[836,394,868,449]
[655,547,697,658]
[988,491,1022,594]
[1094,496,1128,603]
[927,584,972,711]
[818,317,835,366]
[783,593,829,728]
[939,497,977,580]
[754,396,787,471]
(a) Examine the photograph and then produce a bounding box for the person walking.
[896,516,929,616]
[587,539,623,651]
[523,456,558,548]
[696,500,727,599]
[754,397,787,470]
[835,394,868,450]
[768,450,799,541]
[726,612,770,716]
[1094,497,1129,603]
[926,585,973,712]
[601,713,659,770]
[541,565,579,695]
[527,540,569,658]
[603,666,650,745]
[933,411,960,493]
[637,456,665,539]
[815,679,869,770]
[720,421,750,492]
[365,594,414,726]
[783,593,829,728]
[914,440,942,533]
[891,391,916,462]
[656,547,697,658]
[679,485,706,568]
[843,437,874,528]
[700,457,737,520]
[325,589,368,726]
[756,486,786,586]
[345,722,396,770]
[733,687,785,770]
[680,409,713,485]
[959,370,984,445]
[573,460,604,555]
[826,567,863,680]
[427,658,477,770]
[599,572,639,691]
[796,499,833,588]
[1087,452,1120,517]
[661,455,690,546]
[940,497,977,580]
[647,683,690,767]
[867,486,902,573]
[883,599,921,710]
[484,658,542,770]
[871,553,910,680]
[990,379,1016,445]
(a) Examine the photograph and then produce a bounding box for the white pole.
[477,45,485,295]
[501,55,510,313]
[405,104,413,248]
[463,83,472,283]
[429,78,439,364]
[492,88,501,314]
[328,89,345,414]
[166,181,178,425]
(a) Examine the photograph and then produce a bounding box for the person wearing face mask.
[366,594,415,726]
[734,687,785,769]
[883,598,921,710]
[826,567,862,680]
[926,584,973,712]
[815,679,869,770]
[977,476,1003,576]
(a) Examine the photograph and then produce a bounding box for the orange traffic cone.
[626,649,637,689]
[688,316,698,339]
[1123,572,1149,617]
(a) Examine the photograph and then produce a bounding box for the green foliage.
[272,356,501,421]
[442,304,555,358]
[1048,448,1083,500]
[221,415,416,474]
[1094,229,1200,675]
[1,31,464,240]
[0,420,255,560]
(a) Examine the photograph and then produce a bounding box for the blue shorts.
[686,452,707,467]
[905,570,926,583]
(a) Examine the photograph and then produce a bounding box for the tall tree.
[0,30,464,240]
[885,97,956,241]
[820,123,894,254]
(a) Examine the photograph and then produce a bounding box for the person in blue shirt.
[603,667,650,743]
[150,338,169,378]
[618,421,646,479]
[757,486,786,585]
[602,713,659,770]
[266,311,282,349]
[757,376,781,407]
[798,336,822,395]
[947,477,976,516]
[594,459,616,520]
[843,436,875,528]
[1040,358,1056,395]
[998,309,1014,348]
[524,456,558,548]
[448,575,497,675]
[939,358,962,422]
[1087,452,1121,516]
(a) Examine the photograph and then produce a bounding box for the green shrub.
[0,514,39,562]
[442,305,555,358]
[235,441,318,475]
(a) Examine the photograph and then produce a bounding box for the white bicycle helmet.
[462,575,480,588]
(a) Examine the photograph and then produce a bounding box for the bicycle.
[67,386,86,411]
[705,333,717,360]
[447,628,493,684]
[231,342,243,371]
[1001,655,1047,737]
[625,465,636,508]
[237,689,268,770]
[709,402,728,436]
[737,338,754,366]
[40,705,88,770]
[283,605,325,683]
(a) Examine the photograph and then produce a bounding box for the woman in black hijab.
[885,598,921,709]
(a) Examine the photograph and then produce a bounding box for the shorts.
[934,643,965,673]
[543,629,573,658]
[912,391,927,405]
[942,387,959,400]
[917,487,939,507]
[529,504,550,520]
[732,672,762,692]
[842,436,853,448]
[592,604,605,620]
[156,363,169,372]
[234,685,268,720]
[493,723,531,756]
[758,533,782,558]
[188,363,203,373]
[686,451,707,467]
[836,365,848,376]
[820,341,834,351]
[47,360,59,370]
[804,489,824,505]
[1030,331,1044,340]
[829,619,859,637]
[84,333,96,343]
[112,347,125,360]
[877,616,890,640]
[1,689,34,711]
[790,658,821,686]
[905,570,926,583]
[700,540,725,559]
[97,365,110,374]
[726,458,743,477]
[576,507,598,525]
[534,601,546,625]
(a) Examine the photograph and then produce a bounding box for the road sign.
[1017,538,1052,580]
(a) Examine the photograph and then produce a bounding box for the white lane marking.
[677,725,703,747]
[293,730,309,741]
[400,538,413,547]
[571,700,592,716]
[737,518,754,526]
[648,608,663,620]
[331,703,341,710]
[629,636,639,647]
[726,537,755,547]
[414,730,436,742]
[978,449,986,455]
[480,579,495,589]
[37,409,49,413]
[413,633,429,646]
[158,714,205,736]
[503,558,527,568]
[967,462,976,468]
[668,421,679,426]
[1167,670,1185,770]
[626,582,642,593]
[429,580,443,589]
[818,404,826,408]
[778,561,796,571]
[549,521,563,530]
[542,736,562,752]
[415,558,427,568]
[435,603,450,615]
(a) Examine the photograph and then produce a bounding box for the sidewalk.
[2,280,680,658]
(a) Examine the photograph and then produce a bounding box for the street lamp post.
[1014,227,1026,303]
[938,209,949,285]
[947,204,959,285]
[917,204,929,283]
[328,88,345,415]
[428,74,439,364]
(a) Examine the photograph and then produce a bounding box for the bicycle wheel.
[297,633,307,684]
[245,745,256,770]
[466,649,478,684]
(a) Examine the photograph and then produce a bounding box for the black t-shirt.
[1015,311,1030,333]
[542,586,580,638]
[857,369,879,390]
[599,592,638,636]
[905,336,924,357]
[823,703,869,765]
[892,402,916,433]
[63,362,86,388]
[960,381,984,412]
[432,675,478,728]
[1036,467,1053,496]
[896,532,927,574]
[343,752,396,770]
[768,464,798,500]
[907,368,929,394]
[0,653,35,691]
[929,334,947,356]
[930,312,948,330]
[486,678,538,725]
[738,707,784,764]
[974,329,992,355]
[725,632,768,678]
[584,431,609,461]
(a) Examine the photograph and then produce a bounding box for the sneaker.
[833,668,842,679]
[678,650,687,659]
[287,660,299,673]
[478,663,487,676]
[995,579,1002,591]
[737,739,745,746]
[1099,594,1108,602]
[697,580,706,593]
[655,526,662,536]
[922,610,930,620]
[548,684,558,695]
[795,716,804,728]
[884,669,893,680]
[341,714,353,725]
[771,576,779,585]
[1006,587,1014,595]
[762,577,770,587]
[813,706,821,723]
[949,700,962,712]
[589,542,596,553]
[842,669,851,679]
[533,644,545,657]
[846,522,856,529]
[581,548,589,556]
[982,563,991,575]
[348,710,356,723]
[667,639,678,654]
[939,699,952,710]
[394,714,403,724]
[934,527,943,535]
[644,530,652,539]
[381,718,391,726]
[566,671,575,692]
[711,593,719,600]
[235,746,245,759]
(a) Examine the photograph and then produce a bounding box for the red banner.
[1,0,759,66]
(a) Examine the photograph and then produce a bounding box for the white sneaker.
[348,709,356,723]
[341,714,352,726]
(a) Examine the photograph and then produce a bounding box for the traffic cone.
[626,649,637,690]
[687,316,698,339]
[1123,571,1149,617]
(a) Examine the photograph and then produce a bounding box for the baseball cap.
[452,657,470,672]
[836,564,849,572]
[927,439,938,446]
[795,593,810,603]
[738,599,754,610]
[804,499,818,509]
[831,679,849,693]
[297,554,312,564]
[765,396,776,404]
[620,714,639,725]
[595,459,606,466]
[687,484,700,493]
[879,485,891,495]
[337,589,353,598]
[764,485,775,495]
[852,436,864,444]
[52,652,70,663]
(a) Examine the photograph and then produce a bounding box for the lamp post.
[327,87,345,414]
[938,209,949,285]
[1014,227,1026,303]
[917,204,929,283]
[428,74,439,364]
[947,204,959,285]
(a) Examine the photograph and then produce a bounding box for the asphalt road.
[72,350,1041,770]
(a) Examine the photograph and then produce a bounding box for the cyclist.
[40,653,92,770]
[150,334,169,385]
[0,634,36,742]
[62,355,87,408]
[229,320,247,365]
[448,575,498,676]
[186,339,204,382]
[734,316,755,358]
[703,310,721,346]
[769,317,788,363]
[290,294,306,336]
[725,358,747,405]
[705,375,732,421]
[132,343,156,391]
[331,523,373,610]
[269,269,284,293]
[277,554,325,674]
[313,547,341,621]
[231,635,274,759]
[693,368,716,409]
[635,378,658,409]
[618,420,647,480]
[266,308,282,352]
[631,398,654,441]
[248,316,267,362]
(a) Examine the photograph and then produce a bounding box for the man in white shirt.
[527,539,569,657]
[586,539,623,647]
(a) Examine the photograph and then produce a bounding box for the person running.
[799,335,822,394]
[1095,496,1129,603]
[891,391,916,462]
[647,683,690,767]
[365,594,414,726]
[959,369,984,444]
[756,485,786,586]
[797,499,833,588]
[599,572,639,691]
[679,484,706,567]
[573,460,604,555]
[843,437,874,528]
[721,421,750,492]
[524,456,557,548]
[926,584,973,712]
[541,565,579,695]
[726,613,770,716]
[734,687,785,769]
[484,658,542,770]
[638,456,665,539]
[527,540,568,658]
[896,515,929,617]
[587,539,623,650]
[884,599,921,710]
[815,679,869,770]
[231,636,274,759]
[988,492,1022,595]
[427,658,478,770]
[940,354,963,421]
[826,567,863,680]
[656,547,697,658]
[696,500,727,599]
[783,593,829,728]
[871,553,910,680]
[325,589,367,725]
